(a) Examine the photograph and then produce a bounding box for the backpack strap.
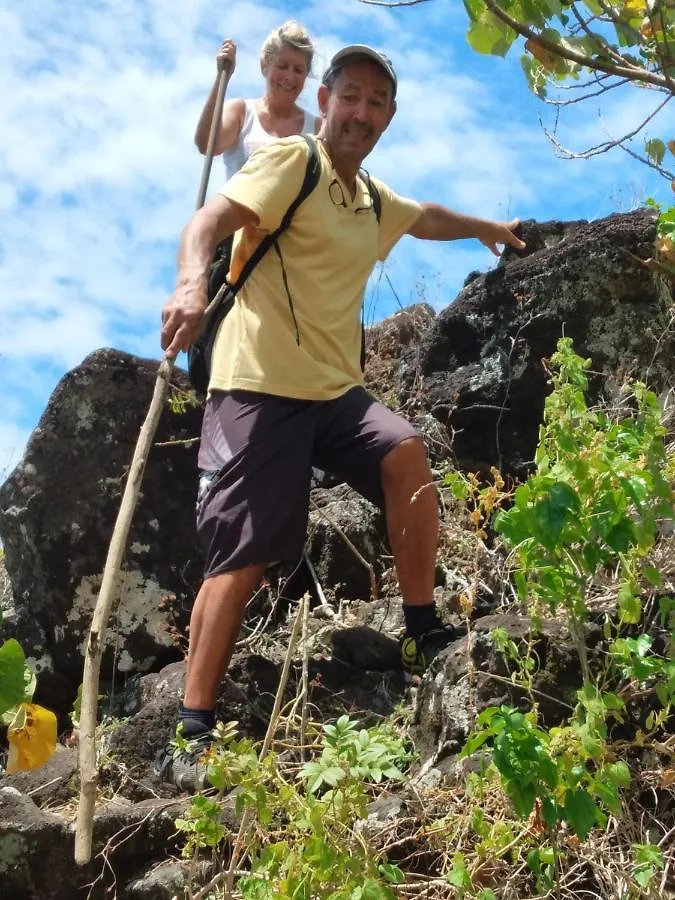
[355,168,381,369]
[359,168,381,223]
[229,135,321,294]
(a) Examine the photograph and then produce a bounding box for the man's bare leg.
[381,437,438,606]
[184,563,267,710]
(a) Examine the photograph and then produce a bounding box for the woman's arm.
[194,40,246,155]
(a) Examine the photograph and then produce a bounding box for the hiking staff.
[74,62,233,866]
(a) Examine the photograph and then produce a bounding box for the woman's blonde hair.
[260,20,314,73]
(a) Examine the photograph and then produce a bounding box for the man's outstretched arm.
[408,203,526,256]
[161,195,257,358]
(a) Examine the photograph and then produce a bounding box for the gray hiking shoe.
[154,730,215,792]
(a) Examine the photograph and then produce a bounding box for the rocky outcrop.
[0,780,188,900]
[307,487,387,602]
[0,380,397,717]
[0,350,204,717]
[397,211,674,473]
[411,615,593,770]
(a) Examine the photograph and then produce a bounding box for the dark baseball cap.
[322,44,397,98]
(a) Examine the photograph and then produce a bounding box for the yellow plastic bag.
[6,702,57,773]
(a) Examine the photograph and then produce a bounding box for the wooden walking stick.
[74,62,232,865]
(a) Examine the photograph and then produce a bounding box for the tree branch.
[568,1,631,70]
[541,93,675,180]
[541,76,628,106]
[357,0,431,5]
[484,0,672,92]
[596,0,641,46]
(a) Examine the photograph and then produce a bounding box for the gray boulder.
[411,615,589,769]
[405,210,674,474]
[307,487,387,602]
[0,783,187,899]
[0,349,203,717]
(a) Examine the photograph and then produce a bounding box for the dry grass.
[0,549,12,613]
[364,768,675,899]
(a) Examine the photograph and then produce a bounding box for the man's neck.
[319,138,359,197]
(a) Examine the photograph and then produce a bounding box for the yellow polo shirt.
[210,136,422,400]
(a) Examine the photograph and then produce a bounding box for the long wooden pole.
[75,63,232,865]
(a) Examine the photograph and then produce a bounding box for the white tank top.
[222,100,315,180]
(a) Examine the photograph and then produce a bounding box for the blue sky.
[1,0,673,475]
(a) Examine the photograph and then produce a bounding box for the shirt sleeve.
[372,179,423,261]
[218,137,308,233]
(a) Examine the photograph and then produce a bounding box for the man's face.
[318,60,396,164]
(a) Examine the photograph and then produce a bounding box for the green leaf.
[510,780,537,818]
[645,138,666,165]
[540,845,555,865]
[527,848,542,874]
[446,853,472,889]
[605,519,636,553]
[618,583,641,624]
[607,760,631,787]
[643,566,662,587]
[467,12,515,57]
[378,863,405,885]
[323,765,347,787]
[635,842,664,867]
[462,729,493,757]
[564,789,599,839]
[494,507,533,545]
[443,470,470,501]
[634,866,655,889]
[71,683,84,729]
[533,482,579,548]
[23,664,37,704]
[541,796,560,830]
[0,639,27,716]
[582,542,603,573]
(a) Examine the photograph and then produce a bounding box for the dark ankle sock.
[403,603,443,637]
[179,706,216,737]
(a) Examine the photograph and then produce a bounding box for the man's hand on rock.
[477,218,526,256]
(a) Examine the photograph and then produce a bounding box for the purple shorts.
[195,387,419,577]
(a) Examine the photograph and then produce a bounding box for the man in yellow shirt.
[158,45,525,789]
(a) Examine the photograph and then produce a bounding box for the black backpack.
[187,134,381,397]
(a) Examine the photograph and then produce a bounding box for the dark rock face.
[0,350,204,717]
[402,211,674,473]
[411,615,585,768]
[364,303,436,407]
[1,747,78,807]
[0,783,187,899]
[307,488,387,602]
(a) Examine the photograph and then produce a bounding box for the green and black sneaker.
[154,730,215,792]
[400,625,463,676]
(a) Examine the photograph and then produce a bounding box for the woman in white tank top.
[194,21,321,180]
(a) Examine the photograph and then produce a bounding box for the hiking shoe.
[400,625,463,676]
[153,730,215,792]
